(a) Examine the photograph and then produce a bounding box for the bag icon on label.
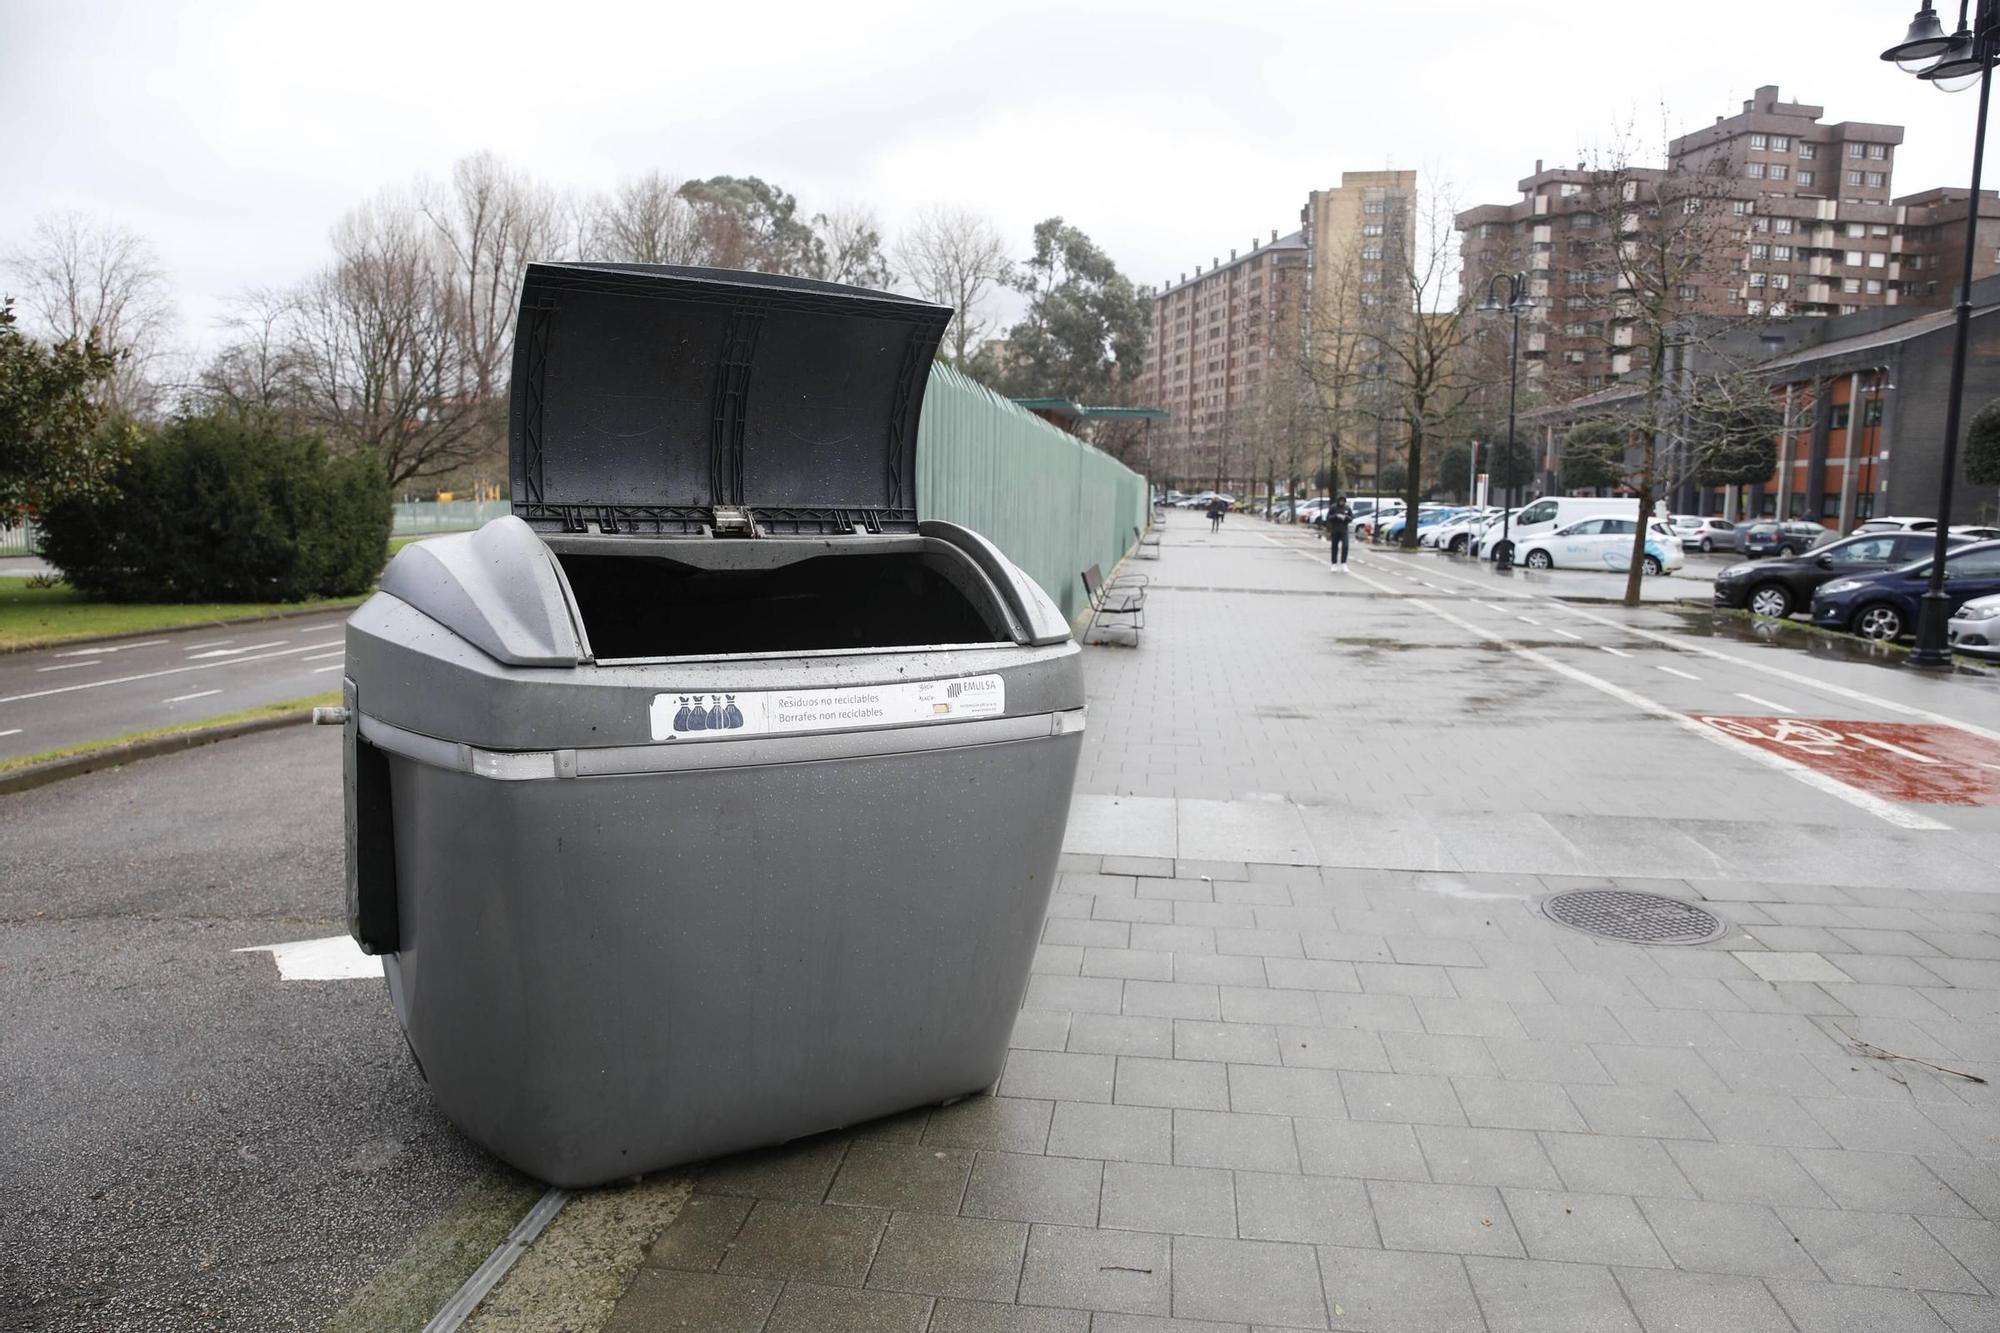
[672,697,693,731]
[707,696,726,728]
[723,695,744,728]
[686,699,708,731]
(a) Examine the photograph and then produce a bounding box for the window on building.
[1770,165,1788,181]
[1560,182,1581,197]
[1868,143,1887,159]
[1845,250,1864,266]
[1866,172,1885,187]
[1843,277,1861,293]
[1564,350,1586,364]
[1868,252,1886,268]
[1747,299,1765,315]
[1774,219,1795,236]
[1771,135,1791,151]
[1800,142,1817,159]
[1360,293,1380,306]
[1865,279,1883,294]
[1732,201,1752,215]
[1678,284,1699,300]
[1848,143,1866,158]
[1749,272,1767,288]
[1846,170,1863,185]
[1830,404,1851,430]
[1361,245,1381,260]
[1773,245,1793,260]
[1753,217,1771,233]
[1870,224,1890,236]
[1770,273,1790,290]
[1863,399,1883,426]
[1798,171,1815,187]
[1847,222,1866,238]
[1477,223,1494,239]
[1363,223,1384,236]
[1750,133,1769,149]
[1751,243,1769,259]
[1746,162,1766,179]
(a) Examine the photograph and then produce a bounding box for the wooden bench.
[1080,563,1146,645]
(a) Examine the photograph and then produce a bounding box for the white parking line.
[1478,601,1512,613]
[0,640,350,706]
[187,640,286,660]
[1599,646,1634,658]
[1853,733,1940,765]
[312,664,344,673]
[1735,693,1795,714]
[1550,628,1584,641]
[1516,615,1541,626]
[164,688,223,704]
[301,650,345,662]
[183,639,235,651]
[35,660,102,672]
[1658,666,1701,680]
[0,728,20,739]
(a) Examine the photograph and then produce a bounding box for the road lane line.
[1551,628,1584,641]
[1548,601,2000,744]
[1734,693,1795,713]
[35,660,102,672]
[301,650,345,661]
[183,639,235,651]
[0,728,20,739]
[0,640,357,707]
[1478,601,1512,613]
[1657,666,1701,680]
[187,639,287,660]
[1600,646,1634,658]
[312,664,344,673]
[52,639,167,657]
[1517,615,1541,626]
[164,689,223,704]
[1406,596,1948,831]
[1853,733,1941,765]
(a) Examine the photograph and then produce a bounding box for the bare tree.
[895,207,1010,363]
[420,151,564,402]
[584,170,706,266]
[285,195,484,489]
[1296,240,1373,507]
[196,287,304,417]
[3,211,177,415]
[813,206,893,288]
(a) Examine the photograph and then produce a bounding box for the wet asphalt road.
[0,610,354,763]
[0,725,490,1333]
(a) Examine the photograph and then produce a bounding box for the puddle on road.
[1660,608,1999,683]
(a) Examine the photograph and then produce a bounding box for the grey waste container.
[336,262,1085,1188]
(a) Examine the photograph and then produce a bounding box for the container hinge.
[710,505,758,537]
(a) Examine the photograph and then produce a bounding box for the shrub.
[38,412,391,602]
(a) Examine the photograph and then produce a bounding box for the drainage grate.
[1537,889,1725,946]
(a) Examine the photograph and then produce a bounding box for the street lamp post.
[1882,0,1998,666]
[1478,271,1534,571]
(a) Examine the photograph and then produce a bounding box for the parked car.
[1852,515,1940,535]
[1478,496,1640,563]
[1418,508,1481,547]
[1810,539,2000,641]
[1671,515,1740,554]
[1949,593,2000,658]
[1429,508,1503,554]
[1713,531,1969,619]
[1740,520,1828,558]
[1518,517,1685,575]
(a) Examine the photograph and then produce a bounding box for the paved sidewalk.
[600,516,2000,1333]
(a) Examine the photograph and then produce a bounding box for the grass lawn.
[0,691,340,776]
[0,583,368,653]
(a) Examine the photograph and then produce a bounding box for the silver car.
[1671,515,1740,554]
[1949,592,2000,658]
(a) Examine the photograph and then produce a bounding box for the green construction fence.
[917,363,1148,624]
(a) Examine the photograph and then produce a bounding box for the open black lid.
[508,263,952,536]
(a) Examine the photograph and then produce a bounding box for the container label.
[649,674,1006,742]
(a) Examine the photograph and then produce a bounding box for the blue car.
[1809,539,2000,641]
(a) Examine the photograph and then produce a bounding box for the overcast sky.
[2,0,1990,358]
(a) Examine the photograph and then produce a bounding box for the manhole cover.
[1537,889,1725,946]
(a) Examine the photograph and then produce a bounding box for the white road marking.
[1735,693,1796,714]
[1599,646,1634,658]
[1853,733,1940,765]
[0,639,349,706]
[234,935,380,981]
[52,639,167,657]
[164,688,223,704]
[0,728,20,739]
[301,649,345,661]
[312,664,344,673]
[1550,601,2000,745]
[1551,628,1584,641]
[187,639,287,660]
[1657,666,1701,680]
[182,639,235,651]
[1381,582,1948,830]
[1516,615,1541,626]
[1478,601,1512,613]
[35,660,102,672]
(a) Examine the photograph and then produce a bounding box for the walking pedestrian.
[1207,498,1226,533]
[1327,496,1352,566]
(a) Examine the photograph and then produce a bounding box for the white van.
[1477,496,1639,562]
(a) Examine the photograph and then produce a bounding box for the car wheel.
[1778,544,1798,557]
[1492,541,1513,564]
[1700,537,1713,553]
[1524,549,1553,570]
[1747,583,1793,618]
[1449,535,1467,554]
[1854,603,1905,641]
[1642,556,1663,576]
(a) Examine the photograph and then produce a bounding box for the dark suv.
[1741,520,1828,558]
[1714,531,1969,618]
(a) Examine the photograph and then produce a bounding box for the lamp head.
[1883,3,1952,70]
[1918,32,1988,89]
